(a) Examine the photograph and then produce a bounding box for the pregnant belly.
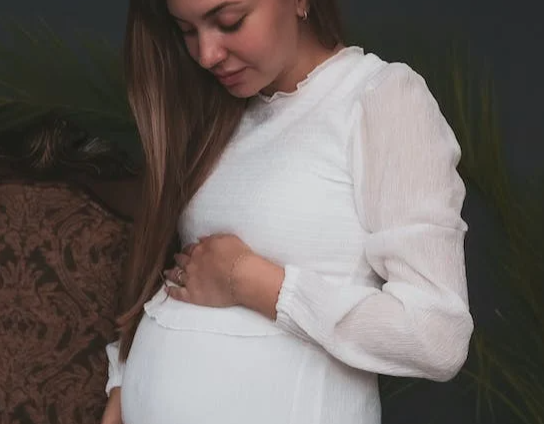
[121,314,328,424]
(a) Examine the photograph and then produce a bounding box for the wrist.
[227,251,253,303]
[232,254,284,319]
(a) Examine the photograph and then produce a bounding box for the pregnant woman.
[101,0,474,423]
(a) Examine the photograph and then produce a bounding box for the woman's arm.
[101,387,123,424]
[235,63,474,382]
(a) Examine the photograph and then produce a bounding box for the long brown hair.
[117,0,345,361]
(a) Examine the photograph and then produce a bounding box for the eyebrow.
[171,1,242,22]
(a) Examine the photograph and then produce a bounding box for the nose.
[197,32,227,70]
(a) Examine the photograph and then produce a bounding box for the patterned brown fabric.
[0,181,132,424]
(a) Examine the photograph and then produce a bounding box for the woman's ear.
[295,0,310,19]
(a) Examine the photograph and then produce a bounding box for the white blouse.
[106,46,474,421]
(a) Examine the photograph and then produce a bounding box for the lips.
[214,69,243,78]
[214,68,247,86]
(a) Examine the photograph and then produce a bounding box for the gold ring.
[175,268,186,285]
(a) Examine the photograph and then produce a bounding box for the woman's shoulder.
[343,47,430,100]
[358,53,436,103]
[328,46,387,96]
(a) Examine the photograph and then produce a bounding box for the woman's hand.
[163,234,254,307]
[164,234,286,318]
[101,387,122,424]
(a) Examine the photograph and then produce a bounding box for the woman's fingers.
[164,252,192,288]
[167,285,189,301]
[174,253,190,268]
[164,266,187,286]
[183,243,198,256]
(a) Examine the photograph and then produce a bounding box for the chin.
[224,84,260,99]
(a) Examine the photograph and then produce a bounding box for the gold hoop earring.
[302,10,309,21]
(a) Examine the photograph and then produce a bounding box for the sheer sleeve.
[105,340,125,396]
[275,63,473,382]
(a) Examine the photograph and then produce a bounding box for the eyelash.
[180,15,246,37]
[219,16,246,33]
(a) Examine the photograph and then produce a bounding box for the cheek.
[238,27,292,72]
[237,8,298,67]
[184,38,200,62]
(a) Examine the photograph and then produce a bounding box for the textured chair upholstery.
[0,119,139,424]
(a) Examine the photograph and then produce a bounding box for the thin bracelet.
[228,250,253,303]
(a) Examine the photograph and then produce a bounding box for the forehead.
[167,0,249,20]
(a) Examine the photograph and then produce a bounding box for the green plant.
[0,18,137,153]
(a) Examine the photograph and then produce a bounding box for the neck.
[261,32,344,96]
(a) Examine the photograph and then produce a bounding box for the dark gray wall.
[345,0,543,180]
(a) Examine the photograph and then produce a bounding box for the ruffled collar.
[256,46,363,104]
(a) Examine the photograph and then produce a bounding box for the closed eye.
[219,15,246,33]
